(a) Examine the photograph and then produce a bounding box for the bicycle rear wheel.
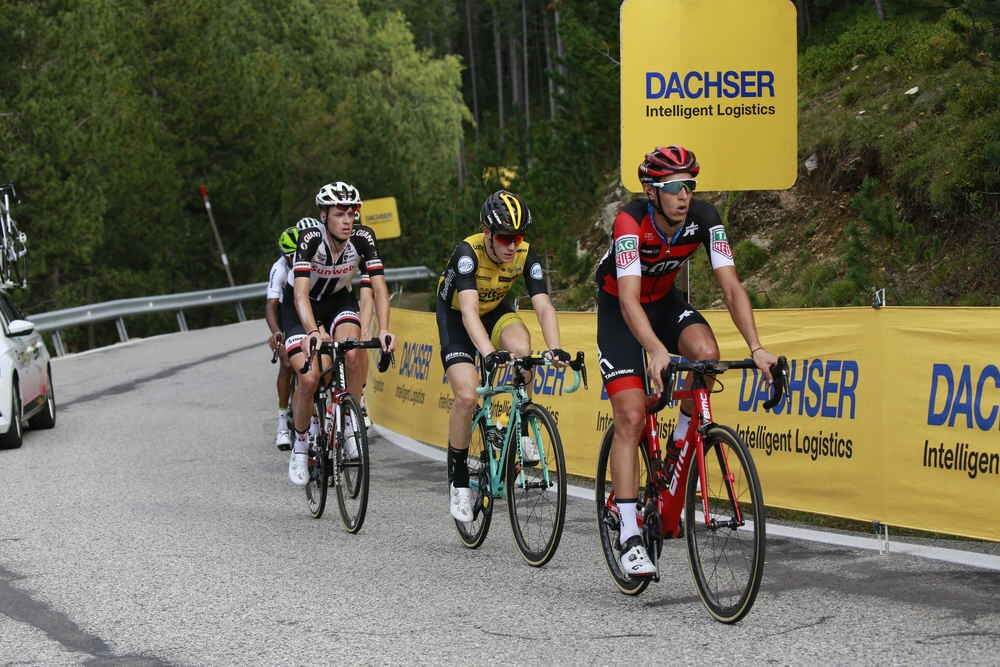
[685,425,765,624]
[595,426,654,596]
[305,407,329,519]
[455,417,494,548]
[506,404,566,567]
[335,394,369,533]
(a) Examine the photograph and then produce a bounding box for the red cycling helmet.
[638,145,700,183]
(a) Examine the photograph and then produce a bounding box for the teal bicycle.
[455,351,587,566]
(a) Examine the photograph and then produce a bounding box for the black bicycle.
[0,183,28,289]
[299,337,392,533]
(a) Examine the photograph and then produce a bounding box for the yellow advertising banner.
[360,196,401,240]
[368,306,1000,542]
[619,0,798,192]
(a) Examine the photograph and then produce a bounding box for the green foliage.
[734,240,768,274]
[0,0,468,334]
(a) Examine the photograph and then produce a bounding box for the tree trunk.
[509,31,521,110]
[872,0,886,21]
[492,4,504,132]
[457,135,466,190]
[465,0,480,139]
[522,0,530,142]
[542,8,556,119]
[553,6,566,92]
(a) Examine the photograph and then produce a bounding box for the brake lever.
[763,356,788,411]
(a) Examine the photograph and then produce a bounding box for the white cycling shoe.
[520,434,540,466]
[288,452,309,486]
[275,429,292,451]
[450,484,474,522]
[619,536,657,577]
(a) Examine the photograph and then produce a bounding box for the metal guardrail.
[29,265,435,356]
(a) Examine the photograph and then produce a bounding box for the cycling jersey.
[437,233,547,315]
[293,223,383,301]
[266,257,291,301]
[595,198,735,303]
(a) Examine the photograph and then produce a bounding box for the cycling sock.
[293,429,309,455]
[448,445,469,488]
[672,409,692,443]
[617,498,640,546]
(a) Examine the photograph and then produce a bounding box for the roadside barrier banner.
[368,306,999,542]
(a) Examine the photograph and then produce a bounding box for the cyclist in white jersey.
[264,226,299,450]
[282,182,395,486]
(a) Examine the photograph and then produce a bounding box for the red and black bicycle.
[596,356,787,623]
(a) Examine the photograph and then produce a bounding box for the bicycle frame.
[472,355,584,500]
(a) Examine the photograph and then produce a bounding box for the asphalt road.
[1,321,998,665]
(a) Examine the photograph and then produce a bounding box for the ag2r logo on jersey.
[615,235,639,269]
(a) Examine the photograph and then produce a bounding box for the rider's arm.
[369,274,392,338]
[264,300,281,335]
[358,273,374,334]
[458,290,494,356]
[530,293,561,350]
[293,229,323,336]
[522,251,560,350]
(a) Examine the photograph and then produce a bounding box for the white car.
[0,289,55,448]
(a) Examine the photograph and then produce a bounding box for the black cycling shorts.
[596,288,708,396]
[282,287,361,356]
[436,298,523,370]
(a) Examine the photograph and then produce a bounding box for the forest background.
[0,0,997,350]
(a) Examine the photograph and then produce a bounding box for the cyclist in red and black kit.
[595,145,778,576]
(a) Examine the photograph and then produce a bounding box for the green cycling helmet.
[277,226,299,256]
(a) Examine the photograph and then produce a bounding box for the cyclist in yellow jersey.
[436,190,569,522]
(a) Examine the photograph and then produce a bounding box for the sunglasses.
[333,204,360,213]
[651,178,697,195]
[494,233,525,246]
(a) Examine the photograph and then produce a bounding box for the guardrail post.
[235,302,246,322]
[115,318,129,342]
[176,310,189,332]
[51,331,66,357]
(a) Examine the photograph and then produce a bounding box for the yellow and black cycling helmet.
[480,190,532,234]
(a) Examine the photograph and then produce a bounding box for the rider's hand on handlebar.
[304,329,323,356]
[646,348,671,396]
[378,330,395,353]
[543,348,571,368]
[268,331,284,352]
[483,350,511,373]
[751,346,779,383]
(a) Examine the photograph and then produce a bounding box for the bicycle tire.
[506,403,566,567]
[454,417,494,548]
[305,398,329,519]
[685,425,766,624]
[335,394,369,533]
[595,425,653,596]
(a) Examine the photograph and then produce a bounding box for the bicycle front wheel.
[506,403,566,567]
[455,418,494,548]
[335,394,369,533]
[595,426,654,596]
[305,418,329,519]
[685,425,766,624]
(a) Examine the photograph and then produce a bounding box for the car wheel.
[0,377,24,449]
[28,365,56,429]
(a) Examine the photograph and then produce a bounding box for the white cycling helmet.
[295,216,323,231]
[315,182,362,208]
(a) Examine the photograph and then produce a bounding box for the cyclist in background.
[594,145,778,576]
[265,226,298,451]
[283,182,395,486]
[436,190,569,522]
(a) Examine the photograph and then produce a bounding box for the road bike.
[455,352,587,566]
[0,183,28,289]
[596,356,787,623]
[299,337,392,533]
